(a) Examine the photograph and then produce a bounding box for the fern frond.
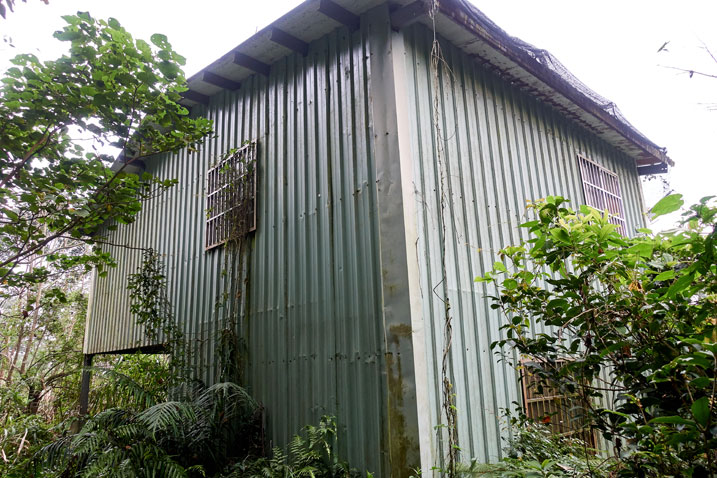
[137,401,196,437]
[92,366,160,409]
[37,434,73,469]
[86,407,135,429]
[197,382,258,419]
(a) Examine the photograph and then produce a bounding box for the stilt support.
[79,354,93,416]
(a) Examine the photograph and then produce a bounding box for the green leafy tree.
[0,13,211,476]
[479,194,717,477]
[0,11,211,298]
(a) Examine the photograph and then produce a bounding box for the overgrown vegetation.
[41,381,261,477]
[479,194,717,477]
[0,11,368,477]
[0,10,211,299]
[3,4,715,478]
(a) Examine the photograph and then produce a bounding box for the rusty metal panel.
[400,24,646,465]
[84,19,390,476]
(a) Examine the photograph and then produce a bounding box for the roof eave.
[433,0,672,172]
[178,0,672,173]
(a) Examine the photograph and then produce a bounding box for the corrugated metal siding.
[85,23,389,475]
[401,24,646,464]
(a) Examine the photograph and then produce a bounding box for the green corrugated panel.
[401,23,646,465]
[84,20,390,476]
[244,26,387,471]
[84,6,650,474]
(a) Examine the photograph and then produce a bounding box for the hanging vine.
[428,2,458,475]
[127,248,189,381]
[208,142,257,385]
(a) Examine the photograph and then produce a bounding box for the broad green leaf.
[150,33,169,47]
[691,377,712,389]
[549,228,570,243]
[650,416,696,426]
[503,278,518,290]
[547,298,568,311]
[475,272,492,283]
[666,271,695,298]
[651,194,684,218]
[654,270,675,281]
[627,242,653,258]
[691,397,710,427]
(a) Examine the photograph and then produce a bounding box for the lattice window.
[521,361,595,445]
[577,155,626,235]
[205,142,257,250]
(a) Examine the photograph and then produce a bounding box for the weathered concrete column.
[366,4,431,476]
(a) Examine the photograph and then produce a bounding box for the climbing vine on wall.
[127,248,188,380]
[428,1,459,475]
[209,144,257,385]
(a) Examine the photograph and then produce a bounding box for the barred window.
[205,142,257,250]
[577,154,626,235]
[521,360,595,446]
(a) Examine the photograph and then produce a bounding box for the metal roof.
[180,0,671,173]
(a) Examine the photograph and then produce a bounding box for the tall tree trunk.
[26,382,41,415]
[0,332,9,382]
[19,285,43,376]
[6,318,25,386]
[27,325,47,373]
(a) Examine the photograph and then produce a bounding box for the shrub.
[479,195,717,477]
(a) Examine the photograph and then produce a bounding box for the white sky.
[2,0,716,227]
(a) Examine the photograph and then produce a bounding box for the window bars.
[577,154,626,235]
[205,142,257,250]
[521,360,595,446]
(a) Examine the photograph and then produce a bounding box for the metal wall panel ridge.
[245,24,387,474]
[84,19,389,477]
[400,24,647,465]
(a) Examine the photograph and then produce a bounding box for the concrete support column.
[365,4,430,476]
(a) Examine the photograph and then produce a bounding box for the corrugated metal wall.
[84,8,651,474]
[400,24,646,464]
[85,23,390,475]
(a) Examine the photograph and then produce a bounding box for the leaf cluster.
[221,416,366,478]
[40,381,261,477]
[479,194,717,476]
[0,12,211,294]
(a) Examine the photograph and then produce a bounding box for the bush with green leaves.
[0,11,211,297]
[498,413,609,478]
[439,413,608,478]
[40,382,261,477]
[479,194,717,477]
[38,378,368,478]
[222,415,367,478]
[0,413,57,478]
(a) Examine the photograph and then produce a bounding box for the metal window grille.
[577,154,626,235]
[521,361,595,446]
[205,142,257,250]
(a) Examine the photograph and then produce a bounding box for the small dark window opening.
[521,360,596,446]
[577,154,626,235]
[205,142,257,250]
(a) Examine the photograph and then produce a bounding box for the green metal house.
[82,0,671,476]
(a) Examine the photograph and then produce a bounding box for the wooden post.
[79,354,93,416]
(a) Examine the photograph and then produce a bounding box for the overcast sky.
[2,0,715,227]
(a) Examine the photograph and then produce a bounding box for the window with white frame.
[205,142,257,250]
[577,154,626,235]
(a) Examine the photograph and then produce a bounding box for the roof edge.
[179,0,672,171]
[436,0,673,169]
